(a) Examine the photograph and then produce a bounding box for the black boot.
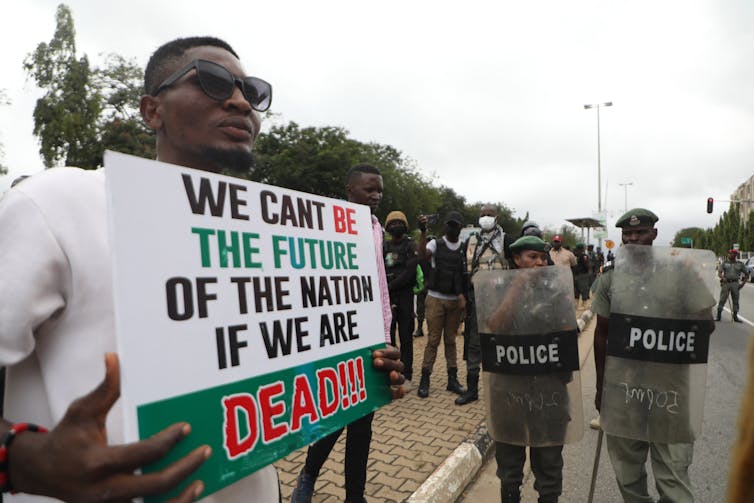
[715,310,722,321]
[538,497,558,503]
[734,312,743,322]
[446,367,466,395]
[501,485,521,503]
[455,371,479,405]
[414,320,424,337]
[417,370,430,398]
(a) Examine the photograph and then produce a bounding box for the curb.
[407,308,595,503]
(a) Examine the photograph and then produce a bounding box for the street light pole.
[584,102,613,214]
[618,182,633,212]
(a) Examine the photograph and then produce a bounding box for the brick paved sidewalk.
[275,320,484,503]
[276,302,592,503]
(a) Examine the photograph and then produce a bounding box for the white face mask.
[478,215,496,231]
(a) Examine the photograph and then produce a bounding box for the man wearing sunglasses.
[0,36,403,503]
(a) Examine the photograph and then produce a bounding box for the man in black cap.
[716,248,748,322]
[415,211,468,398]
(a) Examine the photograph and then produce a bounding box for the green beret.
[615,208,659,228]
[509,235,551,253]
[575,242,585,249]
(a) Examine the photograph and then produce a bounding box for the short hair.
[346,163,381,185]
[480,204,498,215]
[144,36,240,95]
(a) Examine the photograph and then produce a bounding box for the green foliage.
[543,224,581,249]
[24,4,153,169]
[244,121,525,233]
[24,4,102,168]
[670,203,754,257]
[672,227,706,248]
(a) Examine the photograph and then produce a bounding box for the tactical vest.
[426,239,465,294]
[383,237,415,282]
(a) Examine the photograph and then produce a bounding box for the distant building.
[732,175,754,225]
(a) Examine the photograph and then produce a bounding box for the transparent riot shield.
[601,245,717,443]
[473,267,583,447]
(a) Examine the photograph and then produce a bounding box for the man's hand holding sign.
[0,36,401,503]
[106,153,402,501]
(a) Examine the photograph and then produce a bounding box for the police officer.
[484,235,575,503]
[592,208,715,503]
[716,249,749,322]
[456,204,511,406]
[383,210,418,382]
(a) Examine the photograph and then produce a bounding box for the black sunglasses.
[153,59,272,112]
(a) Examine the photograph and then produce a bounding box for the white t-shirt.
[0,168,279,503]
[426,237,463,300]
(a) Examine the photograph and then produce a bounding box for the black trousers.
[390,288,414,380]
[496,441,564,500]
[303,412,374,501]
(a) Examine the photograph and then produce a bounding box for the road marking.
[722,307,754,327]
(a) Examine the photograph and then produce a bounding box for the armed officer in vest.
[416,211,468,398]
[716,249,748,322]
[384,210,418,383]
[456,204,512,406]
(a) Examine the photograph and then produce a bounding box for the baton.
[587,429,603,503]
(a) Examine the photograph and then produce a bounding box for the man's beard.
[201,147,254,174]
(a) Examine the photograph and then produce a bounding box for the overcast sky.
[2,0,753,246]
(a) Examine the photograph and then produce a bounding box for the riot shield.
[473,267,583,447]
[601,245,716,443]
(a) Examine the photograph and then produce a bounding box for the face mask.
[445,225,461,241]
[478,216,496,231]
[388,225,406,237]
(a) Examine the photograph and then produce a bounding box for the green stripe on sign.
[138,345,392,502]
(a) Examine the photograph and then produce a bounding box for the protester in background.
[414,234,434,339]
[293,164,403,503]
[572,243,591,308]
[383,210,418,383]
[416,211,467,399]
[549,235,576,268]
[456,204,511,406]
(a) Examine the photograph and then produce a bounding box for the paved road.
[460,293,752,502]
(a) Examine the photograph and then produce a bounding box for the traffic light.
[706,197,714,213]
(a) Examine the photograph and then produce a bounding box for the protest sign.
[104,151,392,501]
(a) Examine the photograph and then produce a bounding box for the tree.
[24,4,102,168]
[245,121,529,234]
[95,53,155,159]
[23,4,154,168]
[543,224,581,249]
[248,122,434,224]
[672,227,707,248]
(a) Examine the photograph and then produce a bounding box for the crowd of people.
[0,33,747,503]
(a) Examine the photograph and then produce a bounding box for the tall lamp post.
[618,182,633,212]
[584,102,613,214]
